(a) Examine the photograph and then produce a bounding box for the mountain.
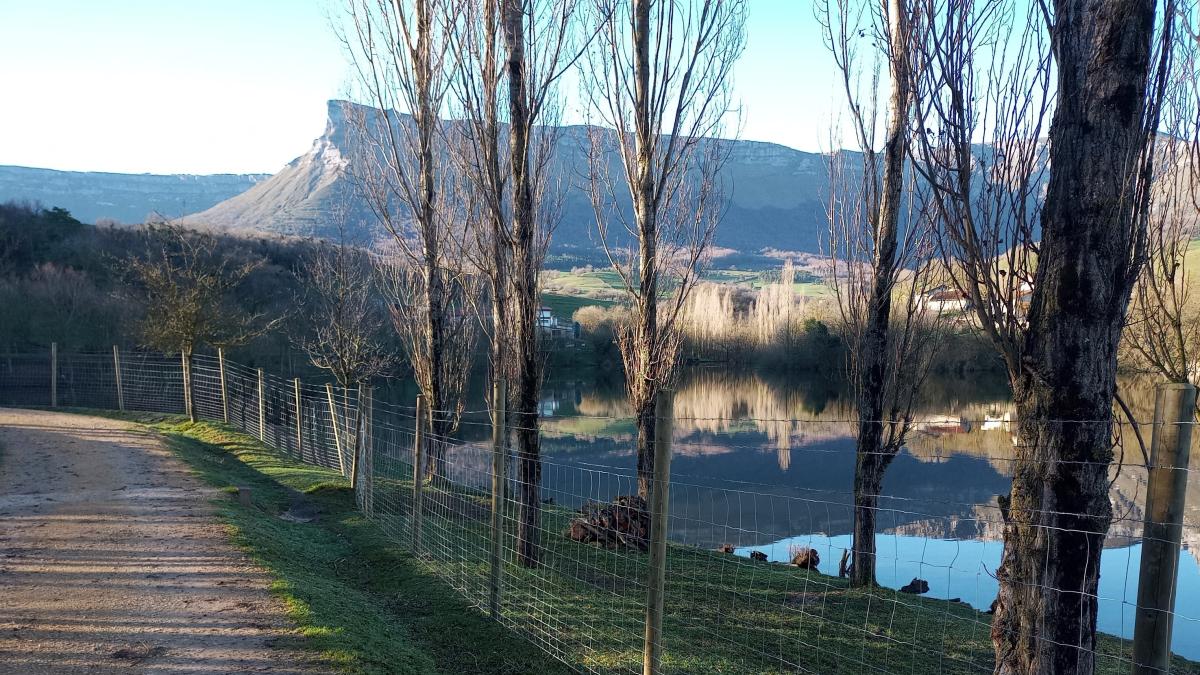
[185,100,839,258]
[0,165,269,225]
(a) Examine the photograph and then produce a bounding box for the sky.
[0,0,843,175]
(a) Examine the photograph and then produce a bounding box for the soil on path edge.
[0,408,328,674]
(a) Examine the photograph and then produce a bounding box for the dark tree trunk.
[850,440,892,587]
[635,404,657,500]
[990,1,1157,672]
[503,0,543,568]
[412,0,448,486]
[846,0,909,588]
[631,0,659,503]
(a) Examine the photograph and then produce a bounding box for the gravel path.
[0,408,327,674]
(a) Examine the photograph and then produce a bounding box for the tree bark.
[502,0,544,568]
[413,0,449,484]
[850,438,892,587]
[846,0,910,588]
[990,1,1157,672]
[631,0,659,503]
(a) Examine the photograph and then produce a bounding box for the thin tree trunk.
[503,0,543,567]
[413,0,448,484]
[846,0,909,587]
[632,0,659,503]
[990,1,1157,672]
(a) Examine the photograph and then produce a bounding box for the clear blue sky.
[0,0,843,175]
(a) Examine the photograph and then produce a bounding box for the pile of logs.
[565,495,650,551]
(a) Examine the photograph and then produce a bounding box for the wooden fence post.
[364,385,374,514]
[643,390,674,675]
[218,347,229,424]
[1132,382,1196,675]
[294,378,303,460]
[50,342,57,408]
[257,368,265,442]
[413,394,425,552]
[181,351,195,422]
[489,379,507,620]
[349,383,364,492]
[326,383,346,476]
[112,345,124,412]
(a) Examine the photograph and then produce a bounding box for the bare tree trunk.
[413,0,449,484]
[502,0,543,567]
[631,0,659,502]
[990,1,1158,671]
[839,0,913,588]
[850,436,892,586]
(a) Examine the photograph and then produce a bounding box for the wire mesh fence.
[1,345,1197,674]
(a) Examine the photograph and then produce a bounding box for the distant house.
[919,286,971,314]
[537,307,575,339]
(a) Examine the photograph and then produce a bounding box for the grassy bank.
[86,411,570,675]
[86,411,1198,675]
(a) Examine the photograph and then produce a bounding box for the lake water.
[418,365,1200,659]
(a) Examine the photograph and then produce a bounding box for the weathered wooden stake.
[257,368,266,442]
[49,342,57,408]
[489,379,507,620]
[413,394,425,552]
[181,351,195,422]
[643,390,674,675]
[326,383,346,476]
[1132,382,1196,675]
[294,378,303,460]
[112,345,124,411]
[217,347,229,424]
[364,385,374,514]
[349,382,364,494]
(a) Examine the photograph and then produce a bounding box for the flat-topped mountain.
[184,100,840,257]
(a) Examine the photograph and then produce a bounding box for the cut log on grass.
[790,547,820,570]
[564,495,649,551]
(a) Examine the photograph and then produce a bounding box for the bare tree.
[583,0,747,500]
[447,0,582,566]
[340,0,477,479]
[124,222,277,421]
[299,241,392,389]
[1125,8,1200,386]
[911,0,1172,670]
[818,0,943,587]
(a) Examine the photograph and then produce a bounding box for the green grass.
[540,292,615,321]
[82,411,571,675]
[78,411,1199,675]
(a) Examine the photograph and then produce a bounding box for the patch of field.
[541,292,615,321]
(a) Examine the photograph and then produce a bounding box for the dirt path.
[0,408,327,674]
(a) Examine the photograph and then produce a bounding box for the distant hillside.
[0,165,268,225]
[185,100,842,259]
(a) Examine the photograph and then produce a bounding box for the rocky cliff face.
[184,100,842,256]
[0,165,267,225]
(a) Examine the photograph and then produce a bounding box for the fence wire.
[1,347,1197,675]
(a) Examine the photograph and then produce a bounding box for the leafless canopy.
[909,0,1055,372]
[582,0,747,413]
[819,0,943,457]
[1125,2,1200,384]
[124,222,276,357]
[338,0,479,438]
[298,238,393,388]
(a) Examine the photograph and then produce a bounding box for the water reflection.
[394,366,1199,656]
